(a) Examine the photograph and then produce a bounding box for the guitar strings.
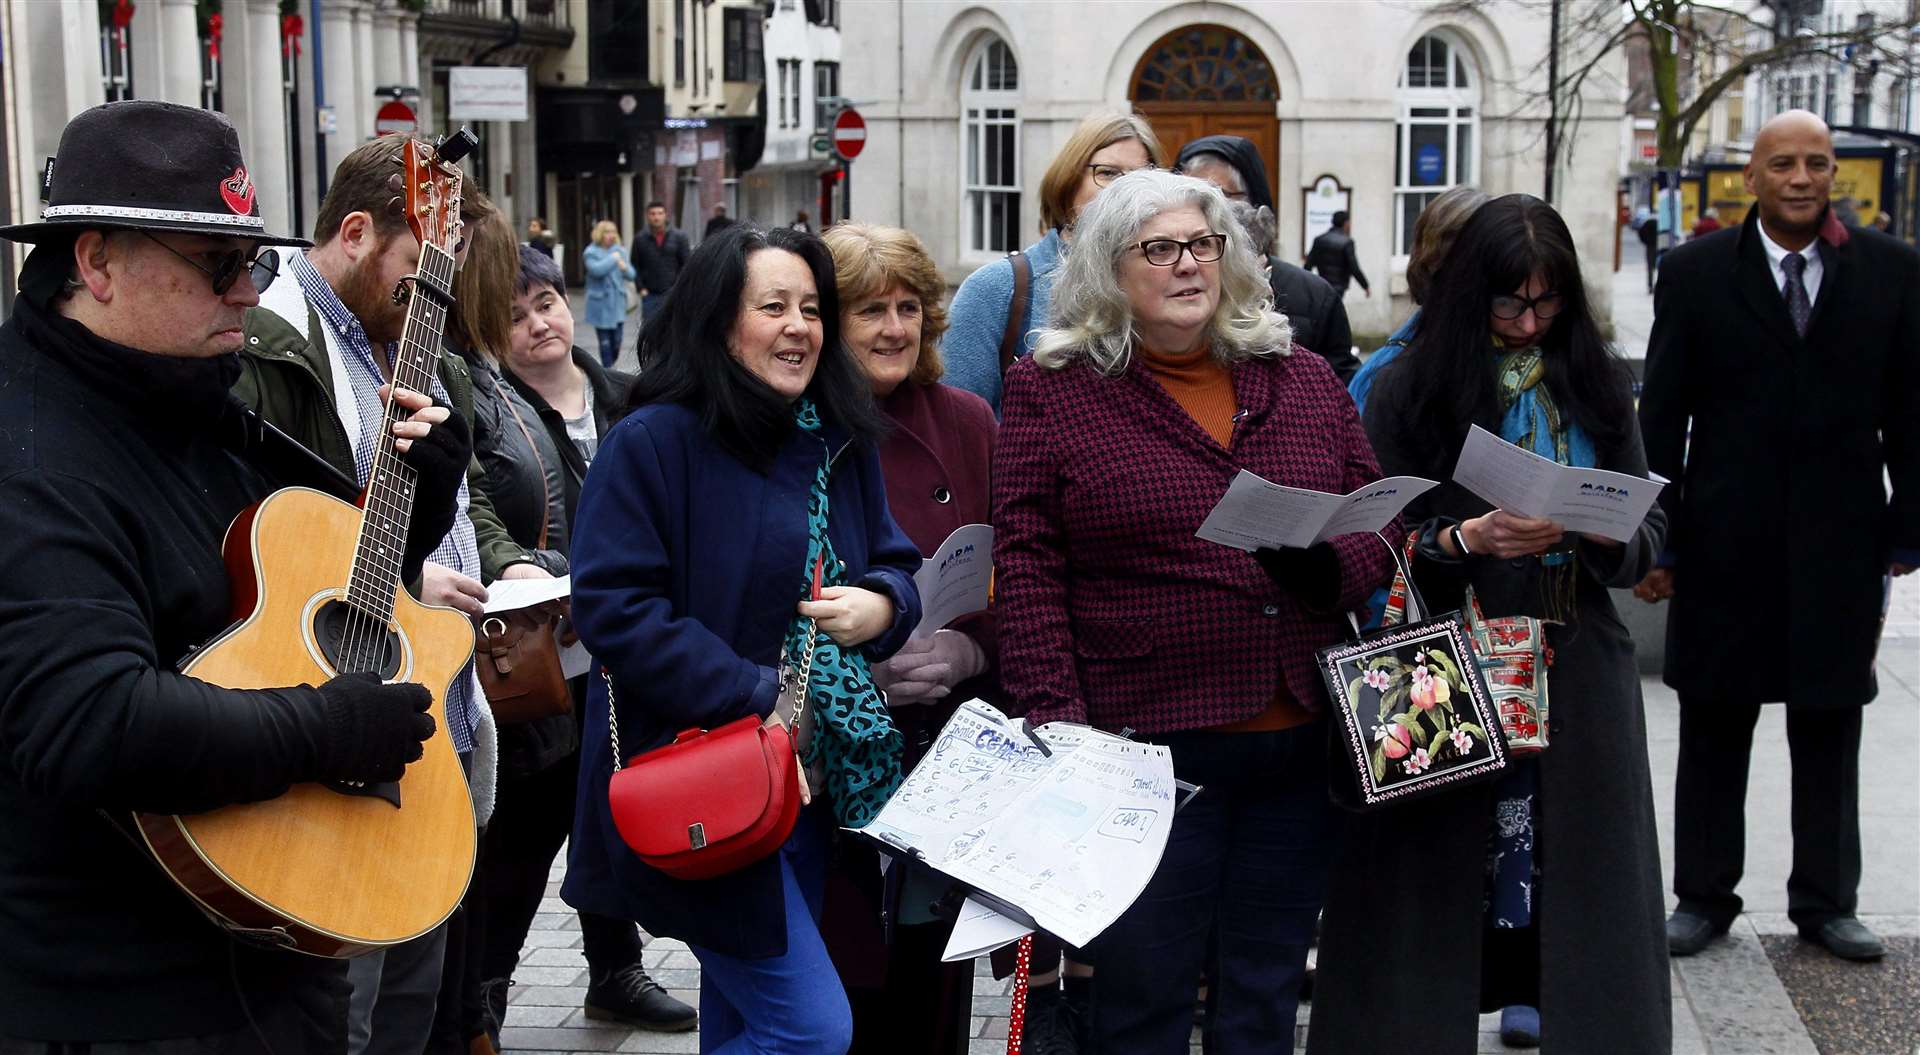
[340,238,454,681]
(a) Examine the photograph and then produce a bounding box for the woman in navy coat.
[564,225,923,1054]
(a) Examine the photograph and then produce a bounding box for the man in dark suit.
[1637,110,1920,963]
[1305,210,1369,299]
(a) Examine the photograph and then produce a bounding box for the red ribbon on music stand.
[281,13,303,58]
[207,13,221,60]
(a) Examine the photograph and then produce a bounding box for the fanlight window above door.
[1132,26,1278,103]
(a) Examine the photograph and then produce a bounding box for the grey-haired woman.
[993,169,1395,1054]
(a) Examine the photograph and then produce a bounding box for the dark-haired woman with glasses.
[943,110,1165,412]
[993,168,1396,1054]
[1310,194,1670,1054]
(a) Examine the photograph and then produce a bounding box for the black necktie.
[1782,251,1811,339]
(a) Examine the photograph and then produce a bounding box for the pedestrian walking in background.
[563,225,923,1055]
[1304,210,1370,299]
[793,210,815,233]
[994,169,1395,1055]
[943,110,1165,412]
[1176,134,1359,382]
[582,219,636,369]
[525,216,556,259]
[1636,208,1660,292]
[1315,193,1671,1055]
[822,223,998,1055]
[705,203,737,239]
[633,199,692,323]
[1638,109,1920,966]
[1348,185,1489,415]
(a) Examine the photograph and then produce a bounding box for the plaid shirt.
[992,348,1397,736]
[291,252,483,753]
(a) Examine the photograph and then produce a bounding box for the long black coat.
[1310,359,1671,1055]
[1639,212,1920,708]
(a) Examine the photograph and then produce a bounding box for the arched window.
[961,37,1020,256]
[1394,32,1480,255]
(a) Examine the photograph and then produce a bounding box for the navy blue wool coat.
[563,402,922,958]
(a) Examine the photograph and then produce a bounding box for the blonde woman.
[993,169,1395,1053]
[943,110,1165,411]
[582,218,635,368]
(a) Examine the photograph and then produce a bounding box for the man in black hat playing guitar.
[0,102,468,1053]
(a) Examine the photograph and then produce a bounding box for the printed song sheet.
[912,524,993,637]
[1451,426,1664,543]
[1196,472,1438,551]
[860,700,1174,949]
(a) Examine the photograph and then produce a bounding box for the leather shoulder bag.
[605,627,816,880]
[473,376,573,724]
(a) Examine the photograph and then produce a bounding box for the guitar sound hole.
[313,599,403,679]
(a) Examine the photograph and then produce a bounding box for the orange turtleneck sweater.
[1139,345,1312,733]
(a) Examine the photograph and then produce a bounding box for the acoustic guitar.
[134,133,482,958]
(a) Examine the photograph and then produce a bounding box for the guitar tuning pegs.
[384,196,405,218]
[387,173,405,192]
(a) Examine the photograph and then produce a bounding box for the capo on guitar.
[390,273,455,309]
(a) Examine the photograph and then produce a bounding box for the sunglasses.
[141,231,280,295]
[1134,233,1227,267]
[1490,290,1563,321]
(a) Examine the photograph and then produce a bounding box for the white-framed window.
[961,37,1020,257]
[1394,32,1480,255]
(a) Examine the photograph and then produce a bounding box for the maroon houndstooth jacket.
[990,346,1396,736]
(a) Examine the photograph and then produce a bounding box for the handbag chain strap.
[605,618,818,772]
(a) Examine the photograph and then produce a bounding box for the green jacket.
[233,302,533,581]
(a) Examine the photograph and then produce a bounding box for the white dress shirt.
[1756,219,1824,306]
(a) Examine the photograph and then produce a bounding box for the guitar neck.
[344,242,459,625]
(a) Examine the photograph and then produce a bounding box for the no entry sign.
[832,107,866,161]
[375,99,417,136]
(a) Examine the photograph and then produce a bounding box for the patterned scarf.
[1493,344,1594,624]
[784,400,904,827]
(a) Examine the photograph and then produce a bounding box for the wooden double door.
[1130,24,1283,205]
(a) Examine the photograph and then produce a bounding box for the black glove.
[397,400,470,582]
[1253,543,1342,613]
[315,672,436,784]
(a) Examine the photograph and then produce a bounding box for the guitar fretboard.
[342,241,459,628]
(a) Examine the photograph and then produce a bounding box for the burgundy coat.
[875,379,999,710]
[992,348,1394,736]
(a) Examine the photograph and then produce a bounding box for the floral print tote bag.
[1318,532,1509,810]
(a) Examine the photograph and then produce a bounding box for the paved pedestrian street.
[499,650,1920,1055]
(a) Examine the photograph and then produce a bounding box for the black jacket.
[1269,257,1357,382]
[631,228,691,294]
[0,298,349,1040]
[504,348,634,525]
[1306,228,1369,293]
[1640,213,1920,707]
[454,341,579,775]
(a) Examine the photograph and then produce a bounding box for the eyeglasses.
[1087,163,1157,188]
[1489,290,1563,321]
[142,231,279,295]
[1134,234,1228,267]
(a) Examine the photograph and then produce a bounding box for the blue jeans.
[1088,722,1335,1055]
[690,806,851,1054]
[595,325,623,369]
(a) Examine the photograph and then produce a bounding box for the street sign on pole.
[832,107,866,161]
[810,135,832,154]
[375,99,417,136]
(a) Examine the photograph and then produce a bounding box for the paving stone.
[498,1024,627,1051]
[523,946,590,968]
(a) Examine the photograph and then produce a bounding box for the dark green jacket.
[233,302,533,580]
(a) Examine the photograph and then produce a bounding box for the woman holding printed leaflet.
[1312,194,1669,1055]
[821,223,998,1055]
[991,168,1395,1055]
[563,225,923,1054]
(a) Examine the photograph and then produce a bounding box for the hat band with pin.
[42,204,269,231]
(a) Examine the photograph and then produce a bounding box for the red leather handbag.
[604,632,815,881]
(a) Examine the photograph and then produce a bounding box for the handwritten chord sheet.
[858,699,1174,948]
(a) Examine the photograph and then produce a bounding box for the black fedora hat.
[0,100,310,247]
